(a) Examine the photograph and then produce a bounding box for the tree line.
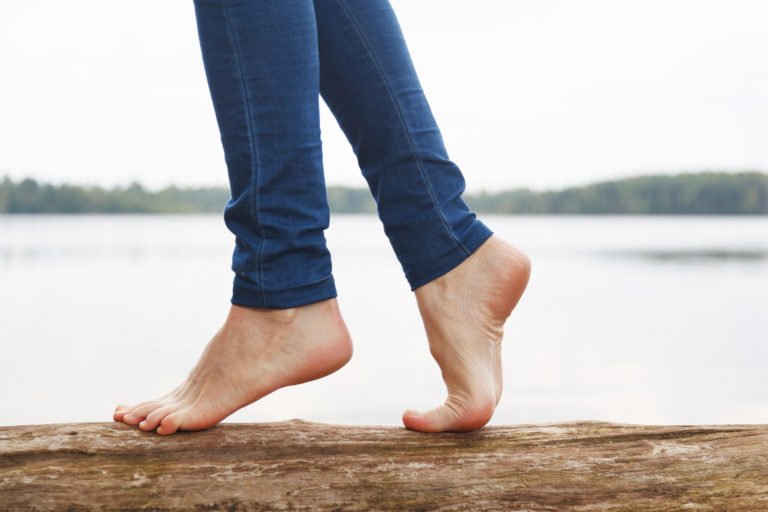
[1,172,766,215]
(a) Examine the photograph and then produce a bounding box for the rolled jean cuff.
[231,273,338,309]
[407,219,494,291]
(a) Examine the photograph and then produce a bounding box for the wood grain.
[1,420,767,510]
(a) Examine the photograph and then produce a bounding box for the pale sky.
[1,1,766,192]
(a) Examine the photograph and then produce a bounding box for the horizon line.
[2,168,766,195]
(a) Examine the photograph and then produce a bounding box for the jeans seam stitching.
[221,1,266,306]
[333,0,469,257]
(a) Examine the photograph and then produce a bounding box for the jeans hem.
[407,220,494,291]
[231,274,338,309]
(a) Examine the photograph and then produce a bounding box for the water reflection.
[0,245,222,264]
[600,248,768,262]
[2,214,767,427]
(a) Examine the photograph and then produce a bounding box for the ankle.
[227,303,300,328]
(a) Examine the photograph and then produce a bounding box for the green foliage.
[465,172,768,215]
[325,186,377,213]
[0,172,766,215]
[0,178,231,214]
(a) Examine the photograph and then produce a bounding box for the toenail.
[124,414,135,421]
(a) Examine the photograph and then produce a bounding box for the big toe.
[156,409,186,436]
[403,400,495,433]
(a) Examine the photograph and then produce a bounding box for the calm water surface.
[1,214,766,427]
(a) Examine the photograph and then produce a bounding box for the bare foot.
[403,236,531,433]
[113,299,352,435]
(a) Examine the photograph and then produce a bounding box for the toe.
[139,404,178,432]
[403,398,495,433]
[402,405,455,433]
[121,401,164,425]
[156,409,185,436]
[113,404,131,422]
[122,413,140,425]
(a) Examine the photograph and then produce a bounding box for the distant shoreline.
[1,171,766,215]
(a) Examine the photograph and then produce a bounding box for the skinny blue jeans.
[193,0,493,308]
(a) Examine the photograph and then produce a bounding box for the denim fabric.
[193,0,493,308]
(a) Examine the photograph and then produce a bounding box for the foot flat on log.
[1,420,767,510]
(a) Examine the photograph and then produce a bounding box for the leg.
[314,0,531,431]
[113,0,352,435]
[202,0,334,309]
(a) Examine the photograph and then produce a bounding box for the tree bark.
[1,420,766,510]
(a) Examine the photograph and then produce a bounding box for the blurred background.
[1,0,766,428]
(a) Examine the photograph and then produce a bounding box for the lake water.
[1,214,766,428]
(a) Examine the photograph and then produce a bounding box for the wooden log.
[1,420,767,510]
